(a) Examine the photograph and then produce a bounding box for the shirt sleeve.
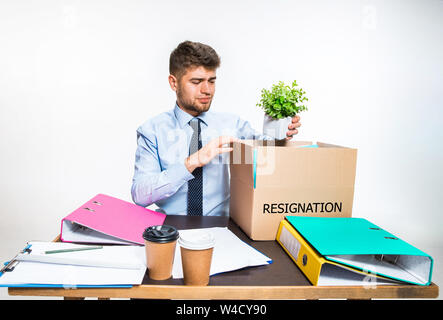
[131,128,194,208]
[235,117,274,140]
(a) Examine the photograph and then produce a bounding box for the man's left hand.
[286,115,301,140]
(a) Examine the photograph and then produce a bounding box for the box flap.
[255,144,357,188]
[229,141,255,185]
[229,140,317,187]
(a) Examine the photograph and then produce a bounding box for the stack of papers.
[0,242,146,287]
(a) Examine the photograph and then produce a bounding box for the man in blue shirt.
[131,41,301,216]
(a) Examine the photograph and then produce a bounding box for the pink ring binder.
[60,194,166,245]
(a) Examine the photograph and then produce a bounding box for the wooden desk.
[8,216,439,300]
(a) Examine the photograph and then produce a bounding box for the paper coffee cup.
[178,230,216,286]
[143,225,179,280]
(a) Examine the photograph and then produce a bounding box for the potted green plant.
[257,80,308,140]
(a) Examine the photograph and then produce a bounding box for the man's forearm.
[131,161,194,207]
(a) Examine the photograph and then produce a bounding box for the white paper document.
[0,242,146,287]
[16,242,145,269]
[172,227,272,279]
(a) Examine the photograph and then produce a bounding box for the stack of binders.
[276,216,433,286]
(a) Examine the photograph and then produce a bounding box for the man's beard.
[176,88,212,115]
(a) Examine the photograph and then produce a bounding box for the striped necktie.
[187,118,203,216]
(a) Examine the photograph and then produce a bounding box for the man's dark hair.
[169,41,221,80]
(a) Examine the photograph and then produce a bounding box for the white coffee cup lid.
[178,230,216,250]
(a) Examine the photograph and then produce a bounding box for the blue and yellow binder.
[276,216,433,286]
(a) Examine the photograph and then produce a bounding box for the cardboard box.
[229,140,357,240]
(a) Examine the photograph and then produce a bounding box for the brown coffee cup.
[143,225,179,280]
[178,230,216,286]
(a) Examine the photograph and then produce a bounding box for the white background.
[0,0,442,299]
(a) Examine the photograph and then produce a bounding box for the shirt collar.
[174,102,210,128]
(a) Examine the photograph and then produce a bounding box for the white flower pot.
[263,114,292,140]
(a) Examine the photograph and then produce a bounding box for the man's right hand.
[185,136,240,173]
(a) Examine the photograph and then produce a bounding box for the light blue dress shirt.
[131,103,270,216]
